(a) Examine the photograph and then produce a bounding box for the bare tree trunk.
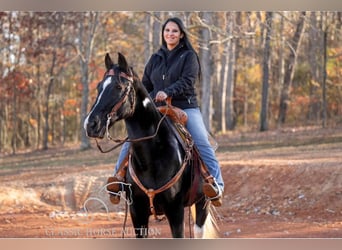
[79,12,99,150]
[6,13,18,154]
[42,51,57,150]
[226,12,236,130]
[220,12,236,132]
[211,12,223,132]
[152,12,161,54]
[308,11,322,123]
[232,12,242,129]
[242,12,257,129]
[11,76,17,154]
[278,13,285,123]
[36,55,42,150]
[278,12,306,124]
[10,26,17,153]
[220,14,229,133]
[3,107,9,152]
[221,59,228,133]
[322,13,328,128]
[257,12,265,45]
[144,13,153,63]
[199,12,212,131]
[260,12,273,131]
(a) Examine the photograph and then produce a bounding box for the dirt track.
[0,126,341,238]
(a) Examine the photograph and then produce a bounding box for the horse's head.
[84,53,136,138]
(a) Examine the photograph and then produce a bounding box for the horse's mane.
[130,67,140,81]
[129,66,156,106]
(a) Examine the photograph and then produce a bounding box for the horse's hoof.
[109,194,120,204]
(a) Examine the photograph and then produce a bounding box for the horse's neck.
[125,93,185,184]
[125,95,167,172]
[125,94,162,139]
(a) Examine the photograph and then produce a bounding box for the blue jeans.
[114,108,224,191]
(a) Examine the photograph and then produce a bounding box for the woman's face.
[163,21,184,51]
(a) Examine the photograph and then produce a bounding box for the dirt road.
[0,126,341,238]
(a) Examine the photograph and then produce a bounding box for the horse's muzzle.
[84,115,106,139]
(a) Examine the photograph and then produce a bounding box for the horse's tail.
[190,204,220,238]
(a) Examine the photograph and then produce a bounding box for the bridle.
[94,68,136,152]
[105,68,135,122]
[94,68,170,154]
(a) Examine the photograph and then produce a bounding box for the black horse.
[84,53,217,238]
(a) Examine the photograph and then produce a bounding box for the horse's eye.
[116,84,123,90]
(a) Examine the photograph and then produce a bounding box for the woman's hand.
[155,91,168,102]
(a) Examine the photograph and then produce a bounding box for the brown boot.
[203,178,223,207]
[107,176,123,204]
[106,161,128,204]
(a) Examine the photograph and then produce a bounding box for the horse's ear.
[117,52,129,72]
[105,53,113,70]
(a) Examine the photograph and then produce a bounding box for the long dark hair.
[161,17,202,80]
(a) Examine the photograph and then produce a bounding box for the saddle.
[107,98,216,207]
[157,97,188,126]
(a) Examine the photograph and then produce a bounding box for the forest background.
[0,11,341,154]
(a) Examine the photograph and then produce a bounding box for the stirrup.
[107,176,125,205]
[203,181,223,207]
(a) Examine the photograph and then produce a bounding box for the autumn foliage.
[0,11,341,154]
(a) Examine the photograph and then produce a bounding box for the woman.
[108,17,224,207]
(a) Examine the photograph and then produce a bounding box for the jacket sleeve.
[142,56,154,94]
[163,51,199,97]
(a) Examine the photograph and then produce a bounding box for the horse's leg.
[193,199,209,238]
[130,203,150,238]
[165,205,185,238]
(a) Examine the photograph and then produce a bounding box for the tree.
[144,13,153,63]
[278,12,306,124]
[38,12,74,150]
[222,12,236,131]
[210,12,225,132]
[260,12,273,131]
[77,12,99,150]
[0,11,341,153]
[308,11,322,123]
[322,23,328,128]
[199,12,212,131]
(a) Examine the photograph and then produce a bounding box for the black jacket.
[142,42,199,109]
